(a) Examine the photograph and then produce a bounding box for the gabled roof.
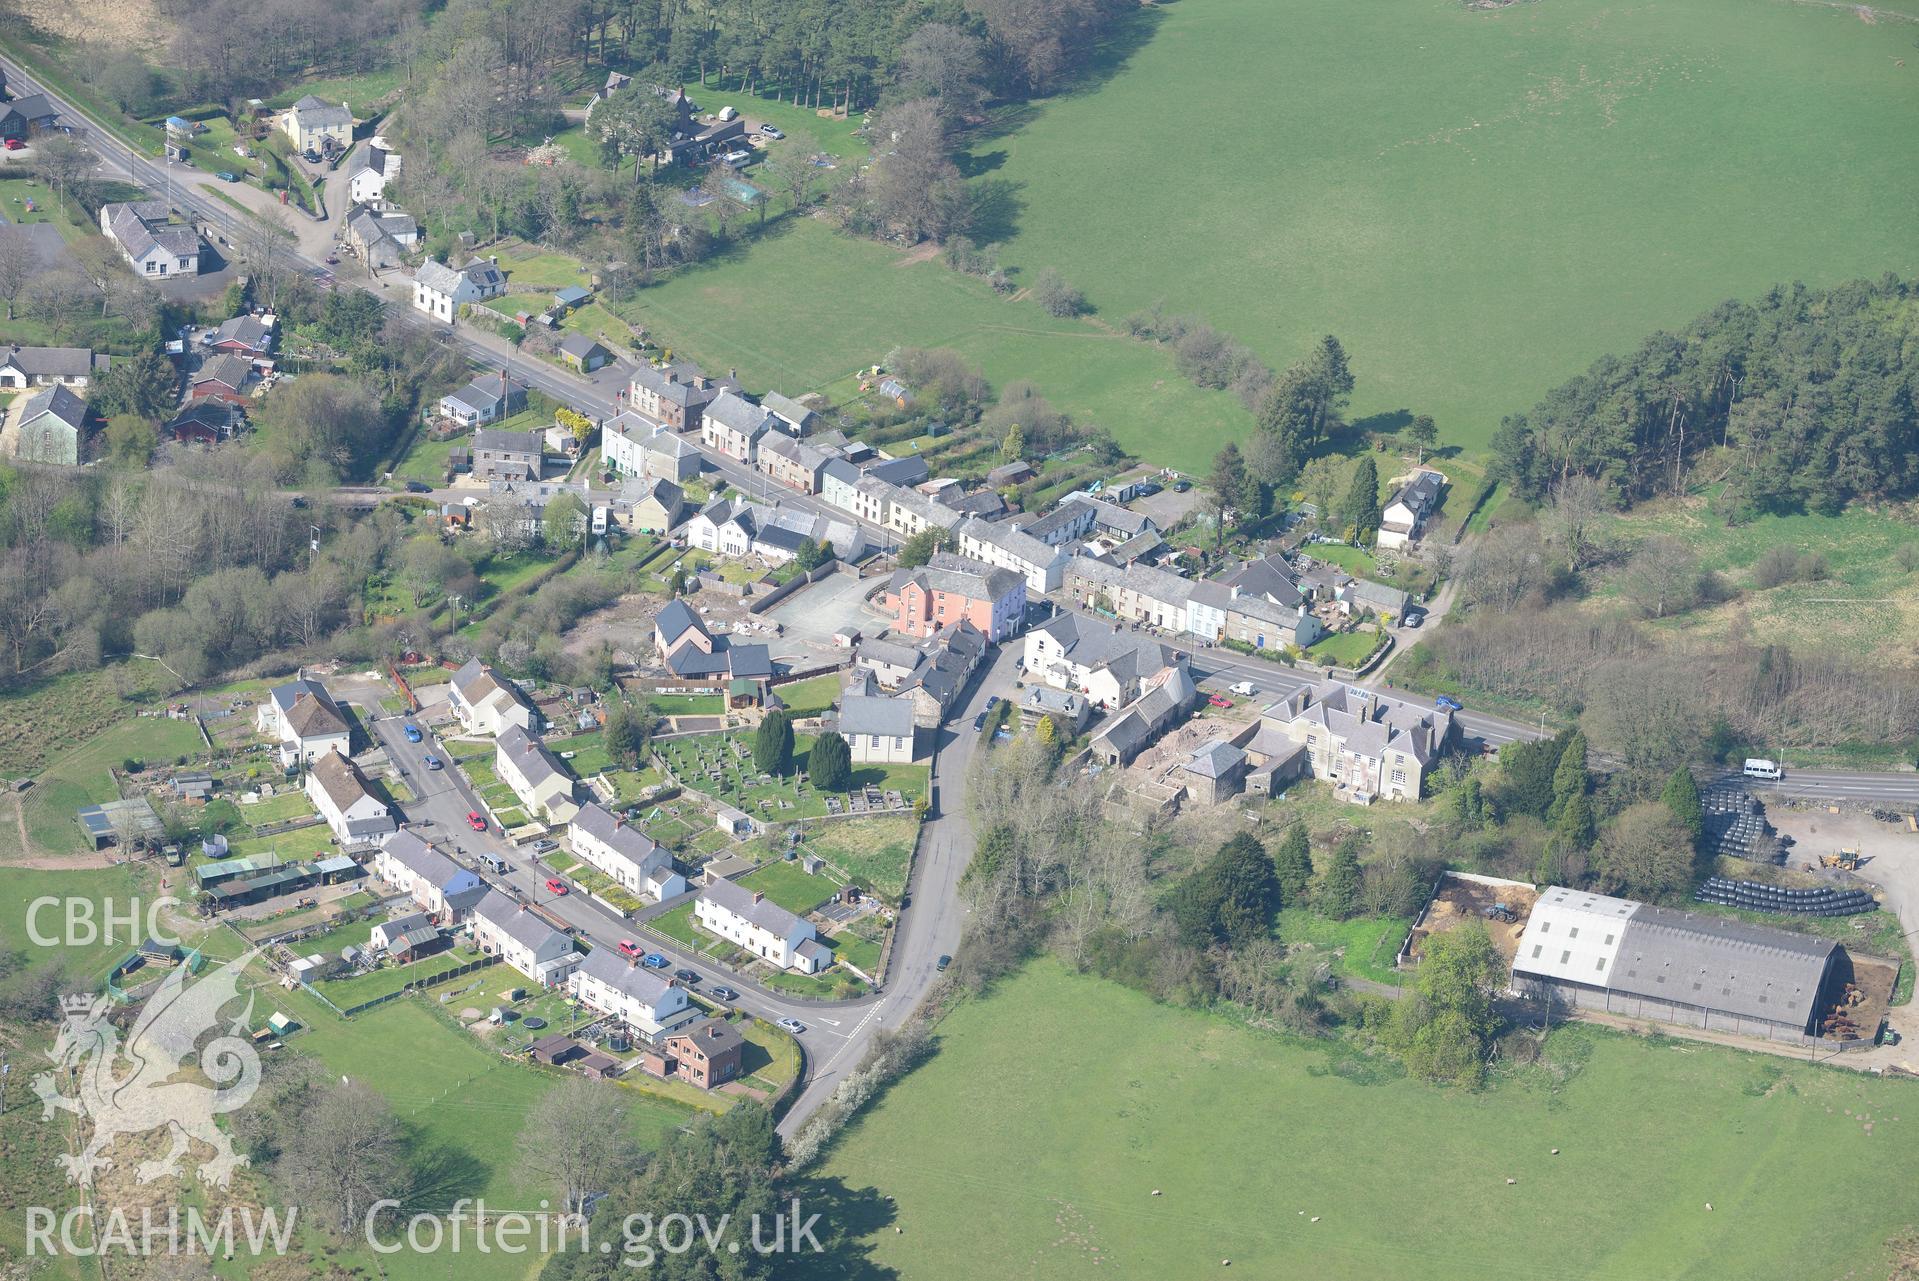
[760,390,817,429]
[12,384,87,433]
[474,889,571,954]
[700,878,807,938]
[211,314,274,350]
[572,802,674,876]
[0,344,98,378]
[891,552,1021,605]
[703,389,774,439]
[576,946,677,1006]
[382,830,475,891]
[287,95,352,128]
[630,363,716,409]
[557,334,610,361]
[1184,738,1246,780]
[192,352,253,392]
[837,692,914,739]
[654,598,707,648]
[308,750,379,815]
[958,516,1066,570]
[498,725,571,791]
[864,455,929,487]
[668,1015,744,1055]
[270,678,347,738]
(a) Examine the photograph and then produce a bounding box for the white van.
[478,852,509,874]
[1228,680,1259,696]
[1742,758,1783,781]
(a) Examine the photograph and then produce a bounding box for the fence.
[335,954,501,1017]
[746,561,855,615]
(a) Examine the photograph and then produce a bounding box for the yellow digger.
[1820,848,1862,871]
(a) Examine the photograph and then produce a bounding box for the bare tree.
[899,22,987,122]
[518,1078,639,1215]
[1540,473,1610,574]
[0,228,33,321]
[276,1083,407,1236]
[1456,524,1545,614]
[1618,535,1704,619]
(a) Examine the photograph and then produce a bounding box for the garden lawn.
[1303,543,1378,577]
[645,900,733,961]
[957,0,1919,458]
[1306,630,1382,669]
[390,433,461,485]
[771,673,841,718]
[617,218,1251,475]
[817,959,1919,1281]
[736,858,839,914]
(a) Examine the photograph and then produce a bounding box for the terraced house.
[700,390,775,461]
[627,364,717,431]
[304,750,396,845]
[885,553,1026,642]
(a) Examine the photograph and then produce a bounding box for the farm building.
[1510,885,1883,1044]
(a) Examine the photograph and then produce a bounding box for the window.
[1568,927,1579,939]
[1560,950,1571,964]
[1538,921,1551,935]
[1391,770,1405,785]
[1604,934,1614,945]
[1531,945,1542,959]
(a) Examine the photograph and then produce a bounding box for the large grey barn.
[1511,885,1847,1043]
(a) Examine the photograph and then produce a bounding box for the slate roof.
[572,802,673,877]
[654,599,706,648]
[103,201,199,262]
[669,1015,744,1055]
[472,425,541,455]
[837,692,915,739]
[958,516,1065,570]
[380,830,470,888]
[576,945,676,1006]
[475,889,571,954]
[269,678,347,738]
[413,259,464,294]
[864,455,929,487]
[1019,501,1095,540]
[1184,738,1246,780]
[287,95,352,128]
[1222,555,1306,609]
[701,877,807,938]
[498,725,570,790]
[890,552,1020,604]
[630,363,716,409]
[760,391,818,430]
[210,314,274,350]
[192,352,252,392]
[558,334,610,361]
[12,384,87,433]
[1609,903,1836,1027]
[1030,613,1178,687]
[0,344,99,379]
[308,750,377,814]
[1388,470,1445,516]
[703,390,774,439]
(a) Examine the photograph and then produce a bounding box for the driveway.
[765,571,881,651]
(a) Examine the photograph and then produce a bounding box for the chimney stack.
[751,891,765,905]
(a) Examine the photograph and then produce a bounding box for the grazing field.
[818,960,1919,1281]
[619,219,1253,474]
[10,715,208,859]
[630,0,1919,468]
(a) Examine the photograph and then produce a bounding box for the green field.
[628,0,1919,467]
[11,716,208,858]
[619,219,1252,473]
[819,959,1919,1280]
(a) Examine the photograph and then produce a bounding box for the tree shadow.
[965,177,1026,244]
[782,1175,901,1281]
[956,148,1007,179]
[1351,409,1411,438]
[400,1127,493,1207]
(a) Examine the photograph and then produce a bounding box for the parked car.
[466,811,487,831]
[214,170,238,181]
[673,968,701,984]
[720,149,752,168]
[1135,481,1162,497]
[1207,694,1233,709]
[3,139,25,151]
[936,954,952,972]
[758,124,784,139]
[1434,695,1463,712]
[404,480,432,494]
[777,1017,806,1034]
[403,723,423,742]
[1228,680,1258,696]
[641,953,669,969]
[972,712,988,732]
[1401,611,1424,629]
[985,695,1000,711]
[617,940,643,959]
[423,754,442,770]
[708,985,739,1002]
[544,878,568,895]
[1172,479,1192,492]
[323,254,339,265]
[531,838,556,852]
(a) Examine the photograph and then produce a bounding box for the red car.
[465,811,487,832]
[545,878,569,896]
[2,139,23,151]
[617,939,642,959]
[1208,694,1233,709]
